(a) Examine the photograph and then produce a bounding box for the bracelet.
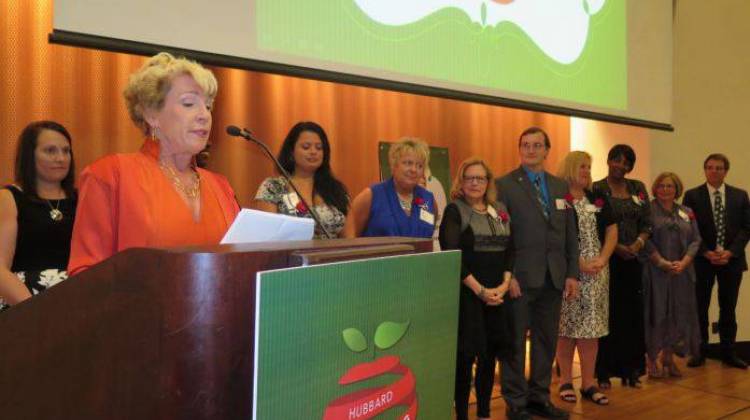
[477,285,485,297]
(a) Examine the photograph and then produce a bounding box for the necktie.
[714,190,726,249]
[533,175,549,219]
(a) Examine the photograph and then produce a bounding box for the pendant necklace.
[398,193,413,212]
[47,199,64,222]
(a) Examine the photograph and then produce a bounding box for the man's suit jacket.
[683,183,750,271]
[496,166,579,290]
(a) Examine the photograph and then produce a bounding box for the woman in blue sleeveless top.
[344,138,437,238]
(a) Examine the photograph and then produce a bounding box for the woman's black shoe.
[623,374,642,388]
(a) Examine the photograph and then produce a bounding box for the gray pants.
[501,274,562,409]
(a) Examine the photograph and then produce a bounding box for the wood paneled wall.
[0,1,570,207]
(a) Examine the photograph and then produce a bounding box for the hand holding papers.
[221,209,315,244]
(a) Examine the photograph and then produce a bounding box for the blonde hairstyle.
[652,171,684,199]
[557,151,592,189]
[388,137,430,169]
[123,52,218,134]
[450,157,496,204]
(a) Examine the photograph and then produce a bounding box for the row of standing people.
[442,136,749,420]
[1,53,747,420]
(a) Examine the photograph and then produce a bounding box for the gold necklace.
[160,163,201,198]
[46,199,64,222]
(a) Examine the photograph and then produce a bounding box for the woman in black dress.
[0,121,77,310]
[593,144,652,388]
[439,157,513,420]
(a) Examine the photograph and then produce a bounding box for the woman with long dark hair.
[0,121,77,309]
[254,121,349,238]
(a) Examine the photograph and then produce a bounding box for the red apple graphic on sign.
[323,321,417,420]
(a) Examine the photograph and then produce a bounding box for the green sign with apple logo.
[253,251,460,419]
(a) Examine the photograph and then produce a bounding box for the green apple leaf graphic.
[342,328,368,352]
[481,3,487,26]
[374,321,410,350]
[583,0,590,15]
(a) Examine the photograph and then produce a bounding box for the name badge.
[487,205,498,219]
[282,192,300,209]
[678,209,690,222]
[555,198,568,210]
[585,204,601,213]
[420,208,435,225]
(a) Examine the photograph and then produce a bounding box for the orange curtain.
[0,1,570,207]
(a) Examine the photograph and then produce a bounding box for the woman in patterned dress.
[254,121,349,238]
[555,151,618,405]
[0,121,77,309]
[643,172,701,378]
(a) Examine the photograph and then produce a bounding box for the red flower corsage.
[499,211,510,222]
[413,197,425,206]
[295,201,308,214]
[564,193,575,204]
[638,191,647,201]
[688,210,696,220]
[594,198,605,208]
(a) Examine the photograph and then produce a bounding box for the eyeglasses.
[520,143,546,151]
[463,176,488,184]
[657,184,676,190]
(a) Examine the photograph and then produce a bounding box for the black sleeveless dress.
[1,185,77,309]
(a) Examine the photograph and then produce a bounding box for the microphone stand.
[229,126,335,239]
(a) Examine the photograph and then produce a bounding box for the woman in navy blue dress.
[345,138,437,238]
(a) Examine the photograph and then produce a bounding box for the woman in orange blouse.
[68,53,240,275]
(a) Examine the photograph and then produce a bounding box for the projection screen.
[51,0,673,130]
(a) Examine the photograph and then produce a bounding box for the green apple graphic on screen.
[324,321,417,420]
[353,0,606,64]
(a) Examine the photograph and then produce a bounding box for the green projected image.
[257,0,627,110]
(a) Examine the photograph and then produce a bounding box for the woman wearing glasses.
[643,172,701,378]
[439,157,513,420]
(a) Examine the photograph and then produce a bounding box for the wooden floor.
[460,357,750,420]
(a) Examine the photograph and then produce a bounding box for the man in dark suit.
[683,153,750,369]
[496,127,580,420]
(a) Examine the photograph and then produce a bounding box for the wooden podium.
[0,238,432,419]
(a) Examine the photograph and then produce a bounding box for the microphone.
[226,125,335,239]
[226,125,249,139]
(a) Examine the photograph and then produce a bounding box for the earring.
[150,126,160,142]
